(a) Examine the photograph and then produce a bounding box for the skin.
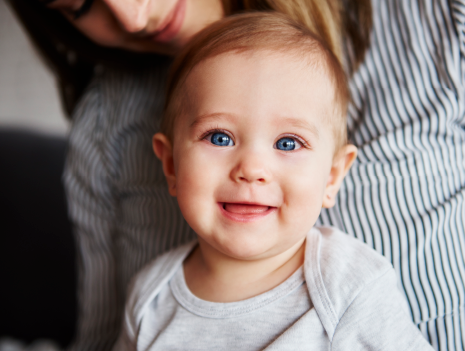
[46,0,224,54]
[153,51,357,302]
[44,0,354,303]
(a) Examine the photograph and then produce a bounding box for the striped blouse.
[321,0,465,329]
[64,1,465,350]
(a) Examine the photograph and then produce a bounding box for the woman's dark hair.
[6,0,371,117]
[6,0,167,116]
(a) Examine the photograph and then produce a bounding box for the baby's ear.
[153,133,177,196]
[322,144,357,208]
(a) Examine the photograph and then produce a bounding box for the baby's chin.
[199,232,295,262]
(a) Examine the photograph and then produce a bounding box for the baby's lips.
[223,203,270,215]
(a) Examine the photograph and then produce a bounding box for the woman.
[8,0,464,350]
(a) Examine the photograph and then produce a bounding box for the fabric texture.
[317,1,465,347]
[113,226,433,351]
[64,0,465,349]
[63,58,196,351]
[417,307,465,351]
[136,266,310,350]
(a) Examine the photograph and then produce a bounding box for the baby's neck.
[183,238,306,303]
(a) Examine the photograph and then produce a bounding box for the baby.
[114,13,433,350]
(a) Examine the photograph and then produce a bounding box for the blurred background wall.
[0,0,68,135]
[0,1,76,348]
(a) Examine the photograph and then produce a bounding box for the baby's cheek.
[176,182,212,236]
[281,176,326,223]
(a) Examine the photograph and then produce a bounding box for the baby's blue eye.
[210,132,234,146]
[275,137,299,151]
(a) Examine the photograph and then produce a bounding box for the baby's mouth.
[222,203,271,215]
[219,203,276,222]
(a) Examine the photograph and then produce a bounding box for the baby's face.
[167,52,344,261]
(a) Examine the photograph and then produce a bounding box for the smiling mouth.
[219,203,276,222]
[150,0,186,43]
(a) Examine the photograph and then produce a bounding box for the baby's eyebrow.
[190,113,320,139]
[190,113,235,128]
[277,117,320,139]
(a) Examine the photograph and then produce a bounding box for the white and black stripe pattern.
[320,0,465,349]
[64,57,196,351]
[64,1,465,350]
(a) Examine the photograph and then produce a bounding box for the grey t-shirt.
[139,266,312,350]
[114,227,434,350]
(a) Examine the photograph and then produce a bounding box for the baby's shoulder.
[312,226,392,282]
[114,241,196,347]
[305,226,396,337]
[124,241,196,329]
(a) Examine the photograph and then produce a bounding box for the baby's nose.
[230,152,272,184]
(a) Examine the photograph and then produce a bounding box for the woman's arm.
[64,76,121,351]
[64,63,195,351]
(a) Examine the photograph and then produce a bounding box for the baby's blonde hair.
[161,12,350,151]
[221,0,373,73]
